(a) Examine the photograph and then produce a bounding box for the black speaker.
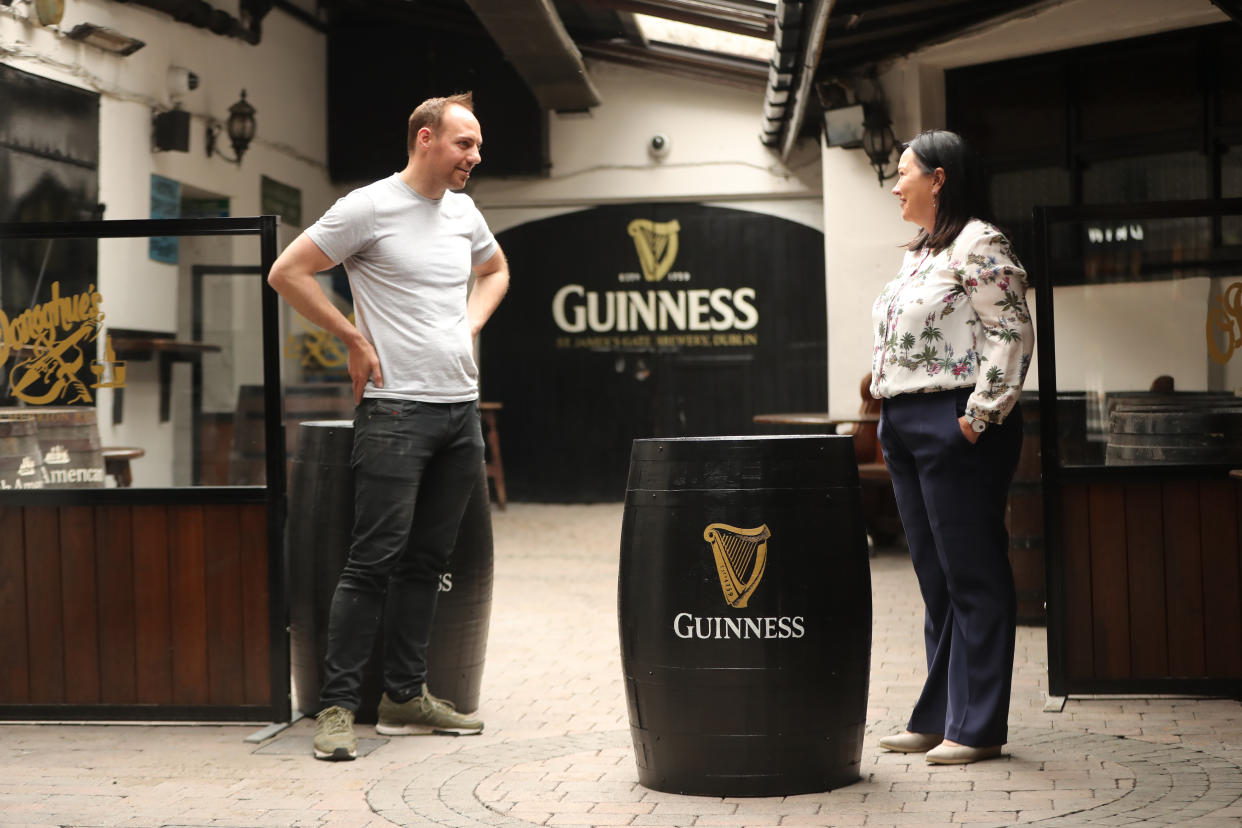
[153,108,190,152]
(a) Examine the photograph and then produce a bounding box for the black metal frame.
[1033,197,1242,698]
[191,264,265,486]
[0,216,288,723]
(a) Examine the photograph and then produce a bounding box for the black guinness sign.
[483,203,826,502]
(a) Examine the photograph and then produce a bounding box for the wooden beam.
[1211,0,1242,25]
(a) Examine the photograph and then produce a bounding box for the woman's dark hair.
[903,129,991,253]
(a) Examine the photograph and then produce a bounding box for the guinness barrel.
[26,406,105,488]
[230,383,356,485]
[287,420,494,722]
[619,435,871,797]
[1106,396,1242,466]
[1006,393,1044,625]
[0,414,47,490]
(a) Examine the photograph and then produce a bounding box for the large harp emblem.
[703,522,770,609]
[627,218,681,282]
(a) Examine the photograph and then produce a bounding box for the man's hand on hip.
[349,339,382,405]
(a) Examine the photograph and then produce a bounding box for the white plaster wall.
[824,0,1230,418]
[1054,279,1214,394]
[822,137,909,419]
[2,0,336,485]
[470,60,822,218]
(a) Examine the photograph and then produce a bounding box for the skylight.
[634,12,773,62]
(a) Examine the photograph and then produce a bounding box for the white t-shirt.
[306,174,498,402]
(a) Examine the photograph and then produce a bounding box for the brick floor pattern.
[3,503,1242,827]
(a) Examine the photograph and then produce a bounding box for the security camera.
[648,133,670,160]
[167,66,199,97]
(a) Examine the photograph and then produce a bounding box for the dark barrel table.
[619,435,872,797]
[287,420,494,722]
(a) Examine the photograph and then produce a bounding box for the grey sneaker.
[376,686,484,736]
[313,705,357,761]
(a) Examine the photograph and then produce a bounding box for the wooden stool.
[479,402,506,509]
[102,446,145,488]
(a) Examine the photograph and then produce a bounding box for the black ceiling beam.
[321,0,486,36]
[816,0,1052,73]
[1211,0,1242,25]
[825,0,977,31]
[821,9,981,57]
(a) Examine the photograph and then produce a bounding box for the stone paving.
[3,502,1242,827]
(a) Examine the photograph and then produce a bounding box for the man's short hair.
[407,92,475,153]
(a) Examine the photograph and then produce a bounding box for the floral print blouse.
[870,219,1033,424]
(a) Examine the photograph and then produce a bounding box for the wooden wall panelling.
[24,507,64,702]
[1124,482,1169,678]
[169,506,209,705]
[95,505,137,703]
[1199,481,1242,677]
[1088,484,1130,679]
[132,505,173,703]
[1060,482,1095,680]
[238,504,270,705]
[1163,481,1207,676]
[203,504,245,705]
[59,506,100,704]
[0,507,29,702]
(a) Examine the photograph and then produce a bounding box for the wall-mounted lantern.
[205,90,256,165]
[860,100,900,186]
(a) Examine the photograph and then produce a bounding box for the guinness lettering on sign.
[671,521,806,640]
[551,216,760,348]
[552,285,758,334]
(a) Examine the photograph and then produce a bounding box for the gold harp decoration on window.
[1206,281,1242,365]
[703,522,770,609]
[627,218,681,282]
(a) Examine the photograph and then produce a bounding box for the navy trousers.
[319,398,485,712]
[878,388,1023,746]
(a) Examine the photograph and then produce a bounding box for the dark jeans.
[878,388,1023,746]
[319,398,485,712]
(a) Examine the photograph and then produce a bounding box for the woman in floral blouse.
[872,130,1034,765]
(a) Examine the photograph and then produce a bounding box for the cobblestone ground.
[3,502,1242,827]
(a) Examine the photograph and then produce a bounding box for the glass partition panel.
[1040,205,1242,468]
[1225,146,1242,245]
[0,225,275,488]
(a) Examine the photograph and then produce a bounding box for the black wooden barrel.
[619,435,871,797]
[287,420,494,722]
[1106,396,1242,465]
[0,414,47,490]
[26,406,105,488]
[230,383,356,485]
[1007,393,1044,625]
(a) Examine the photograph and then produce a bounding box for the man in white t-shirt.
[268,92,509,761]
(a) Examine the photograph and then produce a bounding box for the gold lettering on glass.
[284,313,352,368]
[0,281,119,404]
[1207,282,1242,365]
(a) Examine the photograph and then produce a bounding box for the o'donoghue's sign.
[0,281,125,405]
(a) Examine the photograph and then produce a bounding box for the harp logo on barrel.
[703,522,770,608]
[670,521,804,640]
